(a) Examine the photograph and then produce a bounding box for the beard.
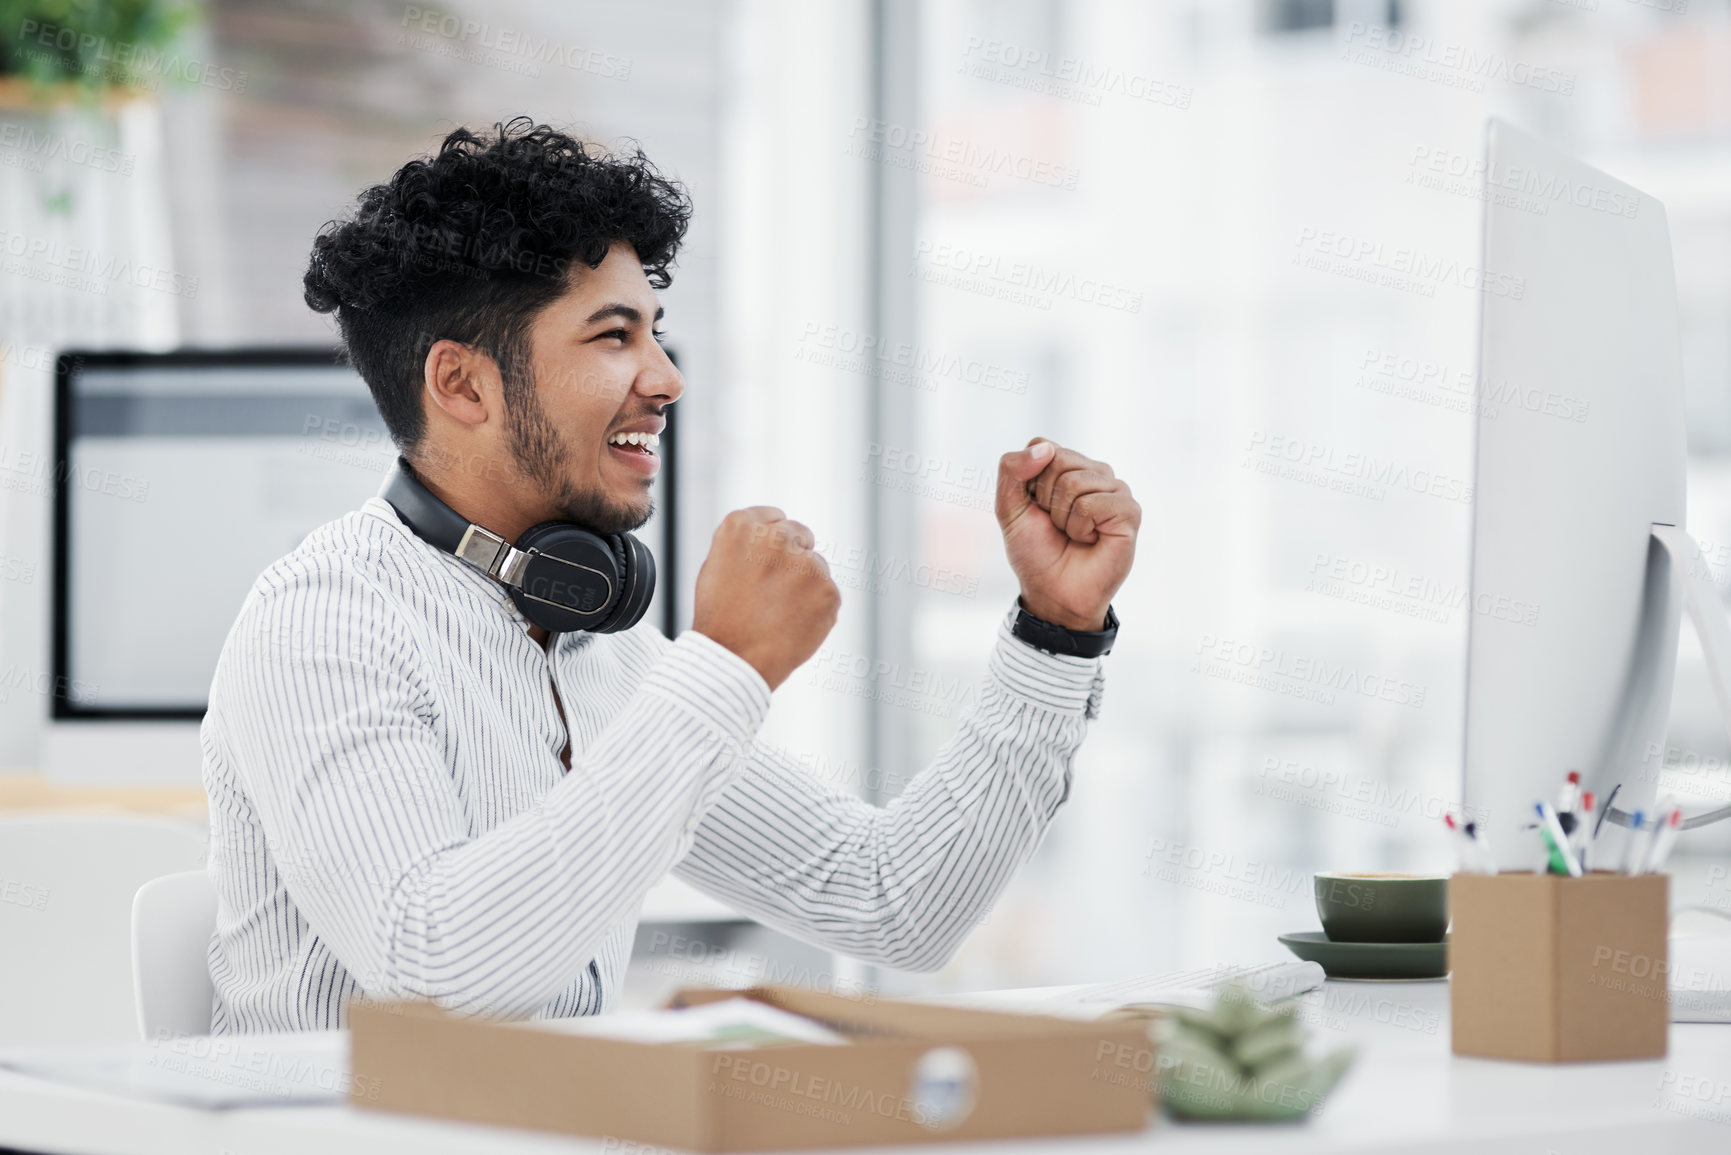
[504,364,654,537]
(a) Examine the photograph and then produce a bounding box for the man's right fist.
[691,507,841,692]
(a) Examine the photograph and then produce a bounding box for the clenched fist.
[692,507,841,691]
[996,438,1139,632]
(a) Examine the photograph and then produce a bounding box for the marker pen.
[1570,792,1596,871]
[1618,810,1647,875]
[1556,770,1581,835]
[1444,814,1475,873]
[1464,820,1497,874]
[1645,809,1683,874]
[1536,802,1581,877]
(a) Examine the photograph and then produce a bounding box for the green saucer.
[1278,931,1449,980]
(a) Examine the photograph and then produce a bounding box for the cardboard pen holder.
[1450,870,1668,1062]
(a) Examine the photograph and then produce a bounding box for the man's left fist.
[995,438,1139,633]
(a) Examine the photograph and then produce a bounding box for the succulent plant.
[1150,981,1356,1123]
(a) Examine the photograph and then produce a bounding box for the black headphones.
[379,456,655,634]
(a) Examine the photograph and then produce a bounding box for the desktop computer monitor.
[1463,121,1691,869]
[46,348,679,784]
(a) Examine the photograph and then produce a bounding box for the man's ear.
[423,338,500,429]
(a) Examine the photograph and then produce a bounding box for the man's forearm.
[672,603,1103,973]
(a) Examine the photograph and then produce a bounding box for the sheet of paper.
[0,1030,353,1109]
[1064,961,1327,1007]
[933,961,1328,1019]
[506,997,850,1048]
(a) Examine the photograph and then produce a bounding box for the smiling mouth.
[606,431,660,457]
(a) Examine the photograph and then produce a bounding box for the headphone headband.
[378,456,654,634]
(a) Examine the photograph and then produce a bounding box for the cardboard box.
[1451,871,1668,1062]
[348,985,1154,1151]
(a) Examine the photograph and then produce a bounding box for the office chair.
[130,869,217,1039]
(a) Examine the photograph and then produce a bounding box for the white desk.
[0,980,1727,1154]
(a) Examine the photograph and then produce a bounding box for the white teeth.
[608,431,659,450]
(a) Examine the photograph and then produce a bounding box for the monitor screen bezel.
[51,345,681,721]
[53,347,370,720]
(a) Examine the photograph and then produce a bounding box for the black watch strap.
[1012,601,1118,658]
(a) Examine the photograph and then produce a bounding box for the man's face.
[506,242,682,536]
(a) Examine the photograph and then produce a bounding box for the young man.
[202,118,1139,1034]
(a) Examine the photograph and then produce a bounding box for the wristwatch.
[1012,600,1119,658]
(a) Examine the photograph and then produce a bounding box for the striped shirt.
[201,495,1105,1034]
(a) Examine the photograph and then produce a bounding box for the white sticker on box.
[908,1046,977,1131]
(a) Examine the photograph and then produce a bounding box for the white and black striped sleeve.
[670,599,1105,972]
[211,557,771,1020]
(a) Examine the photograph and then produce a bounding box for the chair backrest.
[131,869,217,1039]
[0,814,208,1046]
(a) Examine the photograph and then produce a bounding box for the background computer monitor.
[1463,121,1686,869]
[47,348,679,784]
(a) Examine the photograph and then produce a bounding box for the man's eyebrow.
[583,303,667,325]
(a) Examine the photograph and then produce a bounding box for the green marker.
[1538,825,1571,875]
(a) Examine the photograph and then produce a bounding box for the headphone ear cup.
[593,533,656,634]
[506,522,626,633]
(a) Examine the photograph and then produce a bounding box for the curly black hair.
[304,117,692,454]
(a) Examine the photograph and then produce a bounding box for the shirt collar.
[360,495,533,628]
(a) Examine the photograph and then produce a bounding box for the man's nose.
[640,344,683,403]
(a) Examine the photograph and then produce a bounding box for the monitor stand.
[1603,524,1731,833]
[1621,527,1731,1025]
